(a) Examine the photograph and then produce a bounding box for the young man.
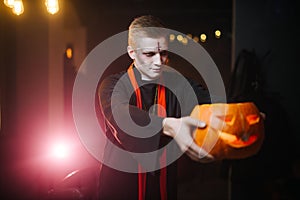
[97,15,214,200]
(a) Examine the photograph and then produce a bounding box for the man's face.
[128,37,168,81]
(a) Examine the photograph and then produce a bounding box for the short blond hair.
[128,15,168,48]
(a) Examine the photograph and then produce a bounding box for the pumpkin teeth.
[191,102,264,159]
[218,131,237,143]
[218,131,258,148]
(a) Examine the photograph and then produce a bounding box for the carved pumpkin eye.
[216,115,235,125]
[246,114,260,125]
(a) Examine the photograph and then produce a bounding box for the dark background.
[1,0,299,199]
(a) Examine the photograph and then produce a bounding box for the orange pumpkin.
[190,102,264,160]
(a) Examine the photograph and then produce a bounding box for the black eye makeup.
[141,50,168,57]
[142,51,157,57]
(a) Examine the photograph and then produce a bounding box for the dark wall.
[0,0,17,136]
[73,0,233,87]
[0,1,50,199]
[228,0,299,199]
[234,0,299,150]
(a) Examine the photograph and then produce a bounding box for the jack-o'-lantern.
[190,102,264,160]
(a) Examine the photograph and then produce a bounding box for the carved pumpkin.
[190,102,264,160]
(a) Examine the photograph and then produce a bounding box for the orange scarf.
[127,64,167,200]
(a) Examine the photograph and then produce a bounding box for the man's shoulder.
[162,69,185,81]
[101,70,129,84]
[98,70,130,92]
[105,70,127,80]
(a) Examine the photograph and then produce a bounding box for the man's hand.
[162,116,214,163]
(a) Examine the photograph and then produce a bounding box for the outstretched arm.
[162,116,214,163]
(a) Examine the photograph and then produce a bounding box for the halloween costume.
[97,64,211,200]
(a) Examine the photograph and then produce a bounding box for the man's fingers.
[184,117,206,128]
[188,142,214,160]
[260,112,266,120]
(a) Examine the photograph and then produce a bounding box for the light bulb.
[12,0,24,16]
[4,0,15,8]
[45,0,59,15]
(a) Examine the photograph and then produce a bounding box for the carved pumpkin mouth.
[191,102,265,160]
[218,131,258,148]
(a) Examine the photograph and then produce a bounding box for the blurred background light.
[215,29,221,38]
[169,34,175,42]
[65,47,73,59]
[51,142,69,159]
[193,36,199,43]
[11,0,24,15]
[4,0,15,8]
[181,37,188,45]
[200,33,207,42]
[186,33,192,39]
[45,0,59,15]
[176,34,183,42]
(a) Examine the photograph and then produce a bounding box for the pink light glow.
[51,142,69,159]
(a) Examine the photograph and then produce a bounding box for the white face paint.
[128,37,168,81]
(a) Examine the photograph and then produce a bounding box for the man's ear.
[127,46,135,60]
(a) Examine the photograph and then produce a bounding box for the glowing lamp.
[193,36,199,43]
[45,0,59,15]
[11,0,24,16]
[4,0,15,8]
[169,34,175,42]
[200,33,206,42]
[181,37,188,45]
[176,34,183,42]
[215,30,221,39]
[51,143,68,159]
[65,47,73,59]
[186,34,193,39]
[190,102,264,160]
